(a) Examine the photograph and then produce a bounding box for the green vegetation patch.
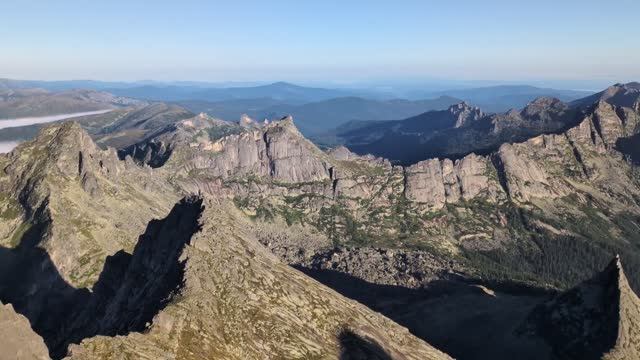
[206,124,245,141]
[0,194,22,220]
[7,222,32,248]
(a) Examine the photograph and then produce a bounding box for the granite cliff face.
[404,154,504,209]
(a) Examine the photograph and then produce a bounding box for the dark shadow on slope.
[117,139,174,168]
[616,132,640,165]
[516,258,624,360]
[296,267,552,360]
[0,197,89,359]
[348,105,585,165]
[0,196,204,359]
[339,329,393,360]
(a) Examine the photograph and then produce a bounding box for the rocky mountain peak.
[328,145,357,160]
[574,82,640,109]
[4,121,110,182]
[264,114,301,135]
[279,114,295,123]
[526,96,564,107]
[602,83,640,108]
[239,113,259,128]
[522,97,567,116]
[602,254,623,283]
[448,101,484,127]
[483,96,574,135]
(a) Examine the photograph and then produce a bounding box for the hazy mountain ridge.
[104,81,391,103]
[332,84,637,165]
[1,78,594,120]
[180,95,462,135]
[0,88,145,119]
[0,102,195,151]
[416,85,595,112]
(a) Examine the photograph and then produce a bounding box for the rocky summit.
[1,83,640,359]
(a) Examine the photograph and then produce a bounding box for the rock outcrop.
[450,102,484,128]
[0,122,178,288]
[128,115,332,184]
[404,154,504,209]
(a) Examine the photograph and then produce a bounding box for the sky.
[1,0,639,86]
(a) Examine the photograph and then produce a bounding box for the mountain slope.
[1,83,640,359]
[0,88,144,119]
[335,102,487,162]
[571,82,640,108]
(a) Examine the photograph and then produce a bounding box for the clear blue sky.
[1,0,638,84]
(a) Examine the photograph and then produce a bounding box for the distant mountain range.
[106,81,384,103]
[410,85,594,112]
[323,83,637,165]
[180,95,462,135]
[2,78,595,114]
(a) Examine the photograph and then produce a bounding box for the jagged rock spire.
[448,101,484,128]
